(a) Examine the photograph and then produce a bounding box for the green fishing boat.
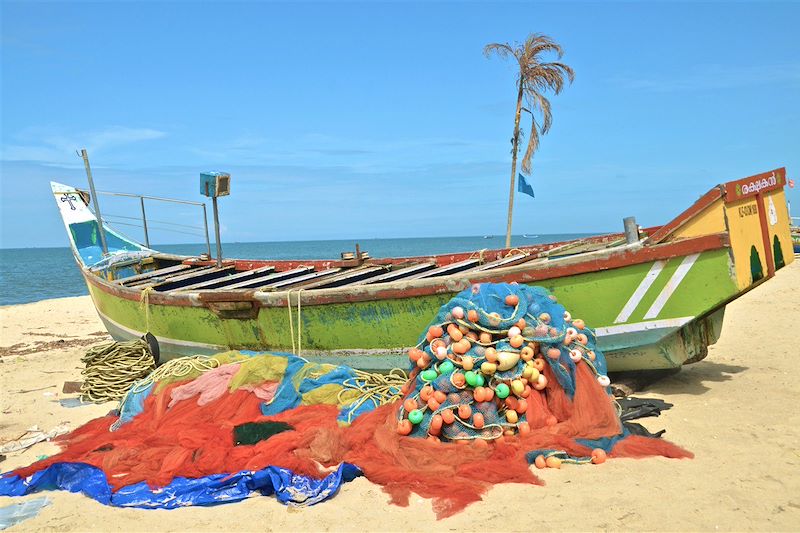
[51,167,795,371]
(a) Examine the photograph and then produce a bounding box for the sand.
[1,262,799,532]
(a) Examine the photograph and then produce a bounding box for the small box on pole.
[200,172,231,198]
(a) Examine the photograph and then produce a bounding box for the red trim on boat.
[84,232,730,308]
[648,187,723,244]
[722,167,786,202]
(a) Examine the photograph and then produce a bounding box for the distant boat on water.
[50,167,795,372]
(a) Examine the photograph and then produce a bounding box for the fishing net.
[1,283,692,519]
[397,283,614,441]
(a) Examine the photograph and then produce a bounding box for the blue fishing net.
[399,282,610,442]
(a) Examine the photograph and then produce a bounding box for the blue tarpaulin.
[0,462,361,509]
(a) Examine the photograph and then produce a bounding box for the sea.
[0,234,592,306]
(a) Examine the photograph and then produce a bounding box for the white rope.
[286,289,296,354]
[296,289,304,357]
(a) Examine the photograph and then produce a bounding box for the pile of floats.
[398,283,610,467]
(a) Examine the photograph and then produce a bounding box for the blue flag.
[518,173,535,198]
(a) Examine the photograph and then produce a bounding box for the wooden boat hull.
[52,168,795,372]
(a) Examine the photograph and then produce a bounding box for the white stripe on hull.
[614,260,667,323]
[643,253,701,319]
[595,316,694,336]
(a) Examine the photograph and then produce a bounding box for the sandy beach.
[1,261,799,532]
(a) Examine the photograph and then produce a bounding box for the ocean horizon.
[0,233,594,306]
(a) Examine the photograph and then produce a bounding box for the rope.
[286,289,296,354]
[296,289,304,357]
[468,248,488,263]
[504,248,528,258]
[338,368,408,423]
[125,355,220,398]
[285,289,305,356]
[139,286,155,332]
[110,354,221,432]
[80,339,156,403]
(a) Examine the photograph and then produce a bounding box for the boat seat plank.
[172,266,276,292]
[358,263,436,285]
[116,264,193,285]
[404,259,481,280]
[293,265,389,290]
[127,266,217,288]
[464,253,532,272]
[220,266,315,290]
[264,268,342,290]
[151,266,237,291]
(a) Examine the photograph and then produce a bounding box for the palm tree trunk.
[505,78,525,249]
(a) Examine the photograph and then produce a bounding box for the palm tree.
[484,34,574,248]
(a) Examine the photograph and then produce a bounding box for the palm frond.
[520,116,539,174]
[483,42,516,60]
[485,33,573,175]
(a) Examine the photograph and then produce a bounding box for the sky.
[1,0,799,249]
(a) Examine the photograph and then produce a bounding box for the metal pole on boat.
[139,197,151,248]
[200,171,229,267]
[79,149,109,256]
[201,204,212,258]
[623,216,639,244]
[212,196,223,268]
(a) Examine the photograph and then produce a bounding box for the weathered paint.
[86,247,738,371]
[55,168,794,372]
[669,197,727,240]
[650,187,723,243]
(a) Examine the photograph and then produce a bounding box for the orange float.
[447,324,463,342]
[397,419,412,435]
[441,409,455,424]
[545,456,562,469]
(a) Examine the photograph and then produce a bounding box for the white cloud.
[1,126,167,165]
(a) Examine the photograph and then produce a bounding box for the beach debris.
[57,398,93,409]
[0,424,70,454]
[80,339,155,403]
[61,381,83,394]
[11,385,56,394]
[0,497,51,530]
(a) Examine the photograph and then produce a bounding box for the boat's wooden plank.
[172,266,276,292]
[116,263,192,285]
[359,263,436,285]
[404,259,480,280]
[128,266,220,290]
[265,268,342,290]
[127,266,216,288]
[221,266,315,290]
[151,266,237,291]
[293,265,389,290]
[464,253,532,272]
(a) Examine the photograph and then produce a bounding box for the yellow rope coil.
[337,368,408,423]
[80,339,156,404]
[126,355,220,397]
